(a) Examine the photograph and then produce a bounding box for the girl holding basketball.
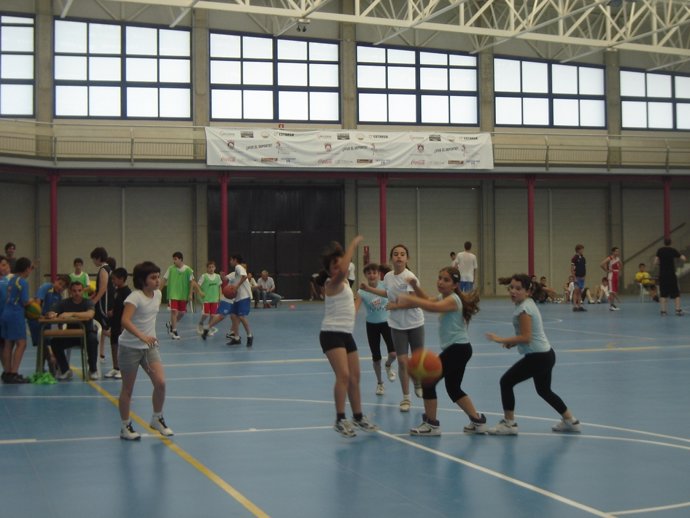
[320,235,378,437]
[388,267,487,435]
[360,244,425,412]
[485,273,581,435]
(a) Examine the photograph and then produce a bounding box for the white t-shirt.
[383,269,424,330]
[233,264,252,301]
[347,262,355,282]
[118,289,162,350]
[257,276,275,292]
[456,251,477,282]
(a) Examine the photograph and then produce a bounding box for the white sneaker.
[352,415,378,432]
[463,414,488,434]
[609,305,620,311]
[399,398,411,412]
[334,418,356,438]
[88,371,99,380]
[208,327,219,336]
[552,418,581,433]
[113,370,122,380]
[150,416,174,436]
[120,422,141,441]
[104,368,120,378]
[57,369,73,381]
[197,324,204,335]
[171,330,181,340]
[375,383,385,396]
[385,363,397,381]
[488,419,519,435]
[410,421,441,436]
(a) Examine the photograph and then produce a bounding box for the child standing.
[360,244,425,412]
[69,258,90,292]
[197,261,221,335]
[0,256,12,379]
[485,274,581,435]
[202,271,235,340]
[160,252,201,340]
[226,256,253,347]
[320,236,378,437]
[104,267,131,379]
[600,246,622,311]
[0,257,33,383]
[388,266,487,436]
[355,263,396,396]
[90,247,115,365]
[118,261,173,440]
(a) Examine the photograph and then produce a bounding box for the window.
[494,57,605,128]
[210,33,339,122]
[54,19,191,118]
[0,15,34,116]
[621,69,690,130]
[356,44,478,125]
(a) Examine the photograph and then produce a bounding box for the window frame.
[0,14,35,117]
[209,30,341,123]
[355,42,479,126]
[494,55,607,129]
[53,17,192,120]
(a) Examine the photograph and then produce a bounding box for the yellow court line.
[84,375,271,518]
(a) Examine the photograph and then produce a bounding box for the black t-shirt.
[656,246,680,278]
[51,297,95,333]
[571,254,586,277]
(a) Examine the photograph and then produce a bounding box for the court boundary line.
[85,378,272,518]
[377,430,614,517]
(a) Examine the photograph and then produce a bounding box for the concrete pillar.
[480,180,496,295]
[340,0,357,129]
[478,50,495,133]
[605,49,621,167]
[192,9,210,159]
[35,0,54,157]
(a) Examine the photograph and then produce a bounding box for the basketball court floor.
[1,295,689,518]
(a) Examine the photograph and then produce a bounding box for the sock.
[152,412,163,420]
[505,418,515,425]
[428,418,440,426]
[122,420,131,429]
[336,413,346,421]
[403,394,411,401]
[353,413,363,421]
[470,413,486,423]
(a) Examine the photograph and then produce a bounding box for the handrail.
[1,118,689,171]
[623,222,687,266]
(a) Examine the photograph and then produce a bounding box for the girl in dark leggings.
[388,267,487,436]
[485,274,581,435]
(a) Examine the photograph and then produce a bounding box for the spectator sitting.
[309,270,327,301]
[28,274,70,370]
[635,263,659,301]
[591,277,610,304]
[45,281,98,381]
[247,271,260,308]
[257,270,283,308]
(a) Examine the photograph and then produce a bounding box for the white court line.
[377,430,614,517]
[610,501,690,516]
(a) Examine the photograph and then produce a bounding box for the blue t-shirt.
[512,297,551,355]
[36,282,63,314]
[4,276,29,314]
[438,293,470,349]
[357,282,389,324]
[0,275,9,319]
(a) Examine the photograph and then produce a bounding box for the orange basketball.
[222,284,237,299]
[408,348,442,385]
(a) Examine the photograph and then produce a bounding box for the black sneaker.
[246,335,253,347]
[227,337,241,345]
[201,328,209,341]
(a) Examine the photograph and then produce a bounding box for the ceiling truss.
[62,0,690,67]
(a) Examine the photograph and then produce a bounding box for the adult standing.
[654,238,687,316]
[456,241,477,292]
[570,244,587,312]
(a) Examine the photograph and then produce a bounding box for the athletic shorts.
[231,298,251,317]
[575,277,585,291]
[319,331,357,354]
[203,302,219,315]
[118,345,162,373]
[608,271,619,293]
[217,300,234,316]
[169,299,187,313]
